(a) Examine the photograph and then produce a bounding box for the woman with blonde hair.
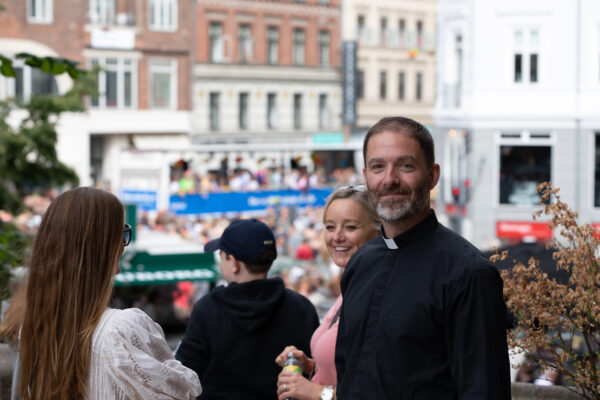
[275,185,381,400]
[13,187,201,400]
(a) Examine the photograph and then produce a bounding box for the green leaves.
[0,53,84,79]
[0,56,15,77]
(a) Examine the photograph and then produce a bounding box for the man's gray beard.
[370,184,430,223]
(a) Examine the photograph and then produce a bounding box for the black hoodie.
[176,277,320,400]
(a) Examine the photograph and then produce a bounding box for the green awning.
[116,250,218,287]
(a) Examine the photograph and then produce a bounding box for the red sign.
[496,221,552,240]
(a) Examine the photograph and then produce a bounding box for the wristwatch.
[320,385,335,400]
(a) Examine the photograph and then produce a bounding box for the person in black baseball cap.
[175,218,319,400]
[203,218,277,278]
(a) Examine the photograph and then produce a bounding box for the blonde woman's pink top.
[310,295,343,386]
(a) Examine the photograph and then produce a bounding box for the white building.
[341,0,437,129]
[434,0,600,248]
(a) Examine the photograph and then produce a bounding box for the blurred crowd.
[137,204,342,316]
[169,165,361,194]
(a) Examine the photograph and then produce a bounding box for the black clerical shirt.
[335,211,511,399]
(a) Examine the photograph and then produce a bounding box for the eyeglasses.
[123,224,132,246]
[337,184,367,192]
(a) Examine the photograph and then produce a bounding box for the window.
[28,0,53,23]
[594,134,600,207]
[398,71,405,100]
[239,92,249,130]
[209,92,220,131]
[319,30,330,66]
[210,22,224,63]
[148,0,177,31]
[293,28,305,66]
[499,144,551,205]
[88,0,114,24]
[267,26,279,65]
[0,60,58,101]
[90,57,136,108]
[452,34,463,107]
[380,17,388,46]
[267,93,277,129]
[416,20,424,48]
[356,69,364,99]
[149,58,177,109]
[357,15,366,44]
[293,94,302,130]
[379,71,387,99]
[238,24,253,63]
[319,93,329,129]
[416,72,423,101]
[398,19,406,47]
[514,29,539,83]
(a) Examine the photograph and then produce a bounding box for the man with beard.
[334,117,510,399]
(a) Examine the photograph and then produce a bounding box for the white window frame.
[319,30,330,66]
[267,26,279,65]
[0,58,59,101]
[88,0,115,25]
[239,92,249,130]
[210,22,225,63]
[591,132,600,209]
[149,58,177,110]
[318,93,330,129]
[28,0,53,24]
[267,93,278,130]
[209,92,220,131]
[512,28,540,85]
[89,56,138,109]
[238,24,253,63]
[293,28,305,66]
[493,131,555,208]
[148,0,177,32]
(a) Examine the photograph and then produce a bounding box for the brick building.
[0,0,196,209]
[190,0,352,176]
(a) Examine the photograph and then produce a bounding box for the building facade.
[341,0,437,131]
[434,0,600,248]
[0,0,196,209]
[190,0,351,176]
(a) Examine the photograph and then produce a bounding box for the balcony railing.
[357,28,435,52]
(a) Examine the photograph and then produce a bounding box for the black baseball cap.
[204,219,277,265]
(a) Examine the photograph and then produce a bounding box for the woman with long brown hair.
[15,187,201,400]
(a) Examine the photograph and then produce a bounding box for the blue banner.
[169,188,334,215]
[120,189,158,211]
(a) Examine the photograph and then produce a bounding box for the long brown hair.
[19,187,124,400]
[0,276,27,345]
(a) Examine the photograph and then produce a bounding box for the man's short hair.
[363,116,435,169]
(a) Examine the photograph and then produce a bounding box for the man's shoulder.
[434,224,499,275]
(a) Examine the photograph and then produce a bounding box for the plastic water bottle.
[282,351,302,400]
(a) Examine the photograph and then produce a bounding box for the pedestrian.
[175,218,320,400]
[12,187,201,400]
[275,186,381,400]
[335,116,511,399]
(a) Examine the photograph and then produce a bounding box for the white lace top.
[88,308,202,400]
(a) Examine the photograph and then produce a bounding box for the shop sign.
[496,221,552,240]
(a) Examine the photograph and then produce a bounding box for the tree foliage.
[0,52,83,80]
[497,182,600,399]
[0,54,93,299]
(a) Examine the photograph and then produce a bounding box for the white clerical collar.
[383,236,398,249]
